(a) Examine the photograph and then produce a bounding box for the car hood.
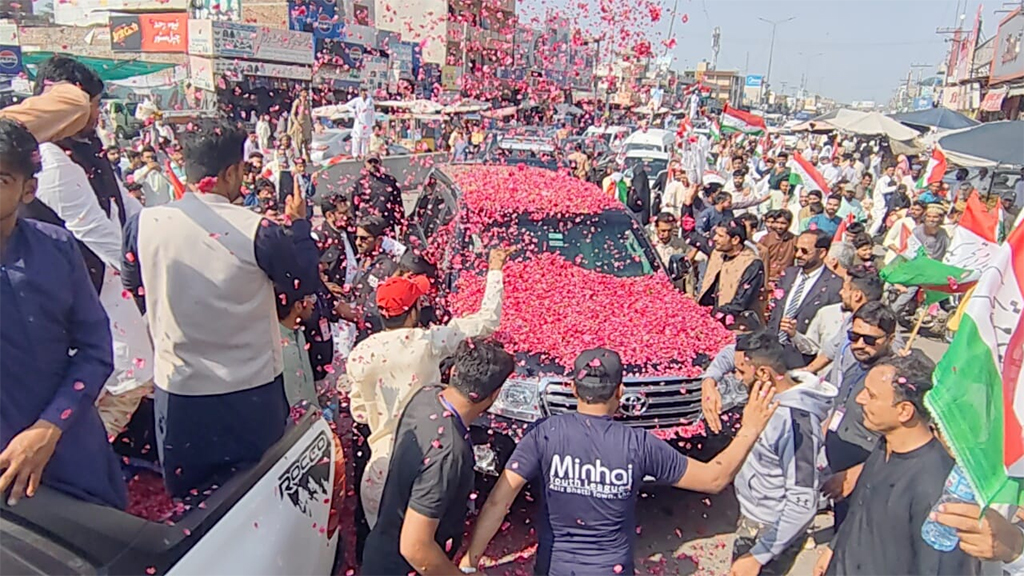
[446,252,732,379]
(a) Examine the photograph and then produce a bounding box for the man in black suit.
[766,229,843,363]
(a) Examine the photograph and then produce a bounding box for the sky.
[524,0,997,104]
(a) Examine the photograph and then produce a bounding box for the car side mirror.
[667,253,689,281]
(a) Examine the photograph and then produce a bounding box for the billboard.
[110,13,188,53]
[190,55,312,92]
[54,0,187,25]
[745,75,763,87]
[0,46,22,76]
[287,0,343,40]
[991,8,1024,83]
[187,20,314,65]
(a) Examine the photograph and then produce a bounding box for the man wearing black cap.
[460,348,781,576]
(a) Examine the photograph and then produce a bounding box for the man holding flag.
[918,202,1024,575]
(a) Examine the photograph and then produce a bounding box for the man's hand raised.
[284,188,307,223]
[488,248,515,271]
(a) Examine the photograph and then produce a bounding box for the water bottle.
[920,464,977,551]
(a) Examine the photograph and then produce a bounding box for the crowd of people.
[0,54,1021,576]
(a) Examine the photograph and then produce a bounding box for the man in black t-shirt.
[361,338,514,576]
[816,351,977,576]
[460,347,782,576]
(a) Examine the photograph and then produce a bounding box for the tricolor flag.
[720,104,767,136]
[928,223,1024,506]
[916,146,948,189]
[788,154,830,193]
[944,192,1003,271]
[709,118,722,142]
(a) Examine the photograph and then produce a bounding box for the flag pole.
[903,311,927,353]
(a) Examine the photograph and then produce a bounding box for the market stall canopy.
[633,103,670,115]
[441,99,490,114]
[312,103,352,118]
[890,108,979,131]
[22,52,176,83]
[829,111,919,140]
[554,103,584,116]
[790,109,868,132]
[481,105,517,119]
[937,121,1024,167]
[375,99,443,114]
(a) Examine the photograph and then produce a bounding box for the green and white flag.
[928,223,1024,507]
[720,104,766,136]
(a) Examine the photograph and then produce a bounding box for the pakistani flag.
[721,104,767,136]
[928,223,1024,506]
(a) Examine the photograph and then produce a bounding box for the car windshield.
[467,211,657,278]
[624,142,663,153]
[624,156,668,175]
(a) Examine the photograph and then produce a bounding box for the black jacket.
[766,264,844,337]
[629,167,652,225]
[350,169,405,234]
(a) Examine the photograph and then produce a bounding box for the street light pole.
[758,16,795,105]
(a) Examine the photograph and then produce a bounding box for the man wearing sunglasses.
[334,215,401,343]
[768,229,843,360]
[820,301,898,530]
[815,351,975,576]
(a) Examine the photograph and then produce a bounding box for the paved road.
[472,335,950,576]
[398,170,953,575]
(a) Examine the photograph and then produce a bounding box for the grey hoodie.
[734,371,837,565]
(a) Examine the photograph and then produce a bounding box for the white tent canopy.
[375,99,444,114]
[829,111,919,140]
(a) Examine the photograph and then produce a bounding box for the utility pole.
[666,0,681,48]
[906,63,930,110]
[758,16,795,105]
[711,27,721,71]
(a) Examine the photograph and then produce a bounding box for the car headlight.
[488,378,542,422]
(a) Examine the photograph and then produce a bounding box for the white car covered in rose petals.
[407,165,734,475]
[0,411,343,575]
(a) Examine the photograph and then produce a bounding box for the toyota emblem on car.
[618,392,649,416]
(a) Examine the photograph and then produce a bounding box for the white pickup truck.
[0,411,341,575]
